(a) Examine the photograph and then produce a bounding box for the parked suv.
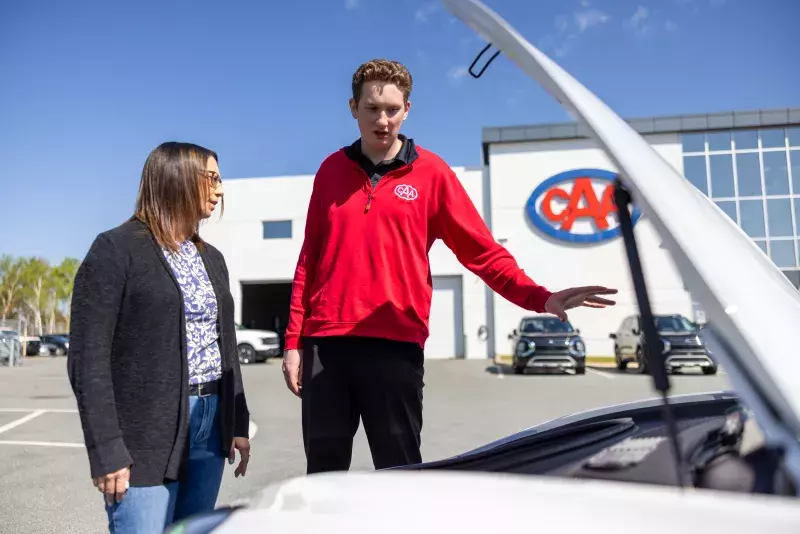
[40,334,69,356]
[610,314,716,375]
[234,323,281,364]
[509,315,586,375]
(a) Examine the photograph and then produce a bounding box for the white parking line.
[0,410,46,435]
[0,409,260,449]
[0,440,83,448]
[0,408,77,413]
[587,368,615,380]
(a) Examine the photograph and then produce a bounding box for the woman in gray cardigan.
[68,142,251,533]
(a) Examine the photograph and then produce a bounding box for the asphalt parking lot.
[0,357,730,533]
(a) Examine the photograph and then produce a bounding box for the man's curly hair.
[351,59,413,104]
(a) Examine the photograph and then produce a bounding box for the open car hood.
[209,471,800,533]
[440,0,800,479]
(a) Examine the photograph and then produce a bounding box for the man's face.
[349,81,410,153]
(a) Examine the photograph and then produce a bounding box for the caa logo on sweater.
[394,184,418,201]
[525,168,642,244]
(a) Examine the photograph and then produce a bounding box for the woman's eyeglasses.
[201,171,223,187]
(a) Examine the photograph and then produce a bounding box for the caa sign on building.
[525,169,642,244]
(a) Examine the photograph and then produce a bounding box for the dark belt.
[189,379,219,397]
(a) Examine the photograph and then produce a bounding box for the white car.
[169,2,800,532]
[234,324,281,364]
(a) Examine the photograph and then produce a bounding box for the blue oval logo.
[525,168,642,244]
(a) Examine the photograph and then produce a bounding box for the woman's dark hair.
[132,141,221,252]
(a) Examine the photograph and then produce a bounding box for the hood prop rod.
[613,177,689,488]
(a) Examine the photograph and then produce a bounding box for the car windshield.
[654,315,696,332]
[520,317,574,333]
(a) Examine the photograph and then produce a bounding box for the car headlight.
[516,340,535,356]
[568,338,586,356]
[661,338,671,354]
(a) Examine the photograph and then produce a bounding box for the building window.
[736,153,762,196]
[761,128,786,149]
[769,240,796,269]
[681,125,800,271]
[263,220,292,239]
[789,128,800,147]
[715,200,737,224]
[790,151,800,192]
[734,130,759,150]
[683,155,708,194]
[682,133,705,153]
[766,199,793,237]
[739,199,766,238]
[709,154,735,198]
[763,152,789,195]
[707,131,731,152]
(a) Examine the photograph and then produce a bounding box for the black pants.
[301,335,425,474]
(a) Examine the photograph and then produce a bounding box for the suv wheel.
[636,347,649,374]
[614,345,627,370]
[237,344,256,364]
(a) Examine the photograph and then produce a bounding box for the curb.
[494,355,615,365]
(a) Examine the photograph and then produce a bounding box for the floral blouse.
[163,240,223,385]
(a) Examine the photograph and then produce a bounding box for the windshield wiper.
[613,178,689,488]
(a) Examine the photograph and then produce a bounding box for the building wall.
[486,134,693,358]
[200,174,315,320]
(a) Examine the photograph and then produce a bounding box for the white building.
[201,107,800,360]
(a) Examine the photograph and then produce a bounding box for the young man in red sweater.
[283,59,617,474]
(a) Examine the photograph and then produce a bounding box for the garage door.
[426,275,465,359]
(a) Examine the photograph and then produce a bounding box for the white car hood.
[214,471,800,533]
[238,329,277,337]
[440,0,800,477]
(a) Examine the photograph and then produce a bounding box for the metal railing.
[0,319,26,367]
[0,332,22,367]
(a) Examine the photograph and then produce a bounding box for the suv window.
[520,317,575,334]
[654,315,696,332]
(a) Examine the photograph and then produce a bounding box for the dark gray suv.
[609,314,717,375]
[509,315,587,375]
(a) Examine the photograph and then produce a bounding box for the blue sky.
[1,0,797,264]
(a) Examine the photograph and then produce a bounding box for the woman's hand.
[93,466,131,505]
[229,437,251,478]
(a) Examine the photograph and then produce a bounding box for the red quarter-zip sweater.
[283,143,553,351]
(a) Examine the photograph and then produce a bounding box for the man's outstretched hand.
[544,286,618,321]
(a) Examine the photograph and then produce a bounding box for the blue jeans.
[105,394,226,533]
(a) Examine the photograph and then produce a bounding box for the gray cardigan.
[67,218,250,486]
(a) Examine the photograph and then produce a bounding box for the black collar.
[343,134,418,167]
